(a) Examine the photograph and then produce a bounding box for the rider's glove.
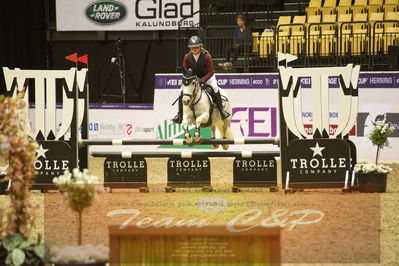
[199,80,207,88]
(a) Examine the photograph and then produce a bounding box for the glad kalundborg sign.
[56,0,200,31]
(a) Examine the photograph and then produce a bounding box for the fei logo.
[231,107,277,137]
[167,79,181,86]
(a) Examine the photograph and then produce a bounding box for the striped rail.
[89,151,280,158]
[80,137,279,146]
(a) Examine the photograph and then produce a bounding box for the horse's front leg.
[194,112,209,142]
[182,115,193,144]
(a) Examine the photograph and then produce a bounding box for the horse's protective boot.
[171,96,183,124]
[214,91,230,120]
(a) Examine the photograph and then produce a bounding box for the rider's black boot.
[214,90,230,120]
[171,96,183,124]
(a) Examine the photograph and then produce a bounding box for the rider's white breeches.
[206,76,219,93]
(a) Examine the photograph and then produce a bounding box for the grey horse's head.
[181,69,198,106]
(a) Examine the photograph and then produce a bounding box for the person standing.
[224,15,252,67]
[172,36,230,124]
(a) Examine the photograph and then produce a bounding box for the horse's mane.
[182,69,197,86]
[183,69,196,79]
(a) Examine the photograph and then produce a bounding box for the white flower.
[50,244,109,264]
[72,168,80,177]
[0,165,8,175]
[54,169,100,185]
[355,163,392,174]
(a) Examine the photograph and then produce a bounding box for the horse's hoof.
[212,145,219,149]
[185,136,193,144]
[222,144,229,150]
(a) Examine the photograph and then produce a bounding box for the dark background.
[0,0,178,104]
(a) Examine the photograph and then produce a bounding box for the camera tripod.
[99,39,137,103]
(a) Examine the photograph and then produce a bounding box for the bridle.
[181,75,202,107]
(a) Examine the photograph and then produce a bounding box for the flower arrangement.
[53,169,103,245]
[368,119,396,164]
[0,95,45,265]
[52,169,108,265]
[354,163,392,174]
[355,119,396,174]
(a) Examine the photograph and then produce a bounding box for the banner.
[23,72,399,161]
[56,0,200,31]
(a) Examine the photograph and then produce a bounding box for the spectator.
[222,15,252,68]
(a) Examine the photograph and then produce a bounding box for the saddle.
[201,84,228,108]
[198,84,228,127]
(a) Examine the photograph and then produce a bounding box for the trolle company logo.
[169,159,209,172]
[290,142,347,174]
[168,157,211,185]
[105,158,146,173]
[86,0,127,25]
[235,158,275,172]
[233,155,277,185]
[104,157,147,184]
[285,139,350,183]
[34,141,72,183]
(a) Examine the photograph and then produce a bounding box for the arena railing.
[276,23,307,68]
[372,20,399,69]
[306,22,339,67]
[339,21,371,68]
[176,19,399,72]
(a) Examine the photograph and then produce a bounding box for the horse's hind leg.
[215,122,228,150]
[210,125,219,149]
[221,120,233,150]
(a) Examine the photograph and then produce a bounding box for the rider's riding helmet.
[187,36,203,48]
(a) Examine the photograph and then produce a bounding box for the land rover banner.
[56,0,200,31]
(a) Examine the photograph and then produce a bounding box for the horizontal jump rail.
[80,137,279,146]
[89,151,280,159]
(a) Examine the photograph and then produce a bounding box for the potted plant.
[50,169,109,266]
[0,95,45,265]
[354,119,396,192]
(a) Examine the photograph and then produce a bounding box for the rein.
[183,80,204,120]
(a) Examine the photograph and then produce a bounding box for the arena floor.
[0,158,398,265]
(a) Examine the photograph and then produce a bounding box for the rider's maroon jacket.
[183,51,215,82]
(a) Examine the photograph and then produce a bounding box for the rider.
[172,35,230,124]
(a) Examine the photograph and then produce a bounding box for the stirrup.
[220,110,230,120]
[171,114,182,124]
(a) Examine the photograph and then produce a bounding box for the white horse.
[180,70,233,150]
